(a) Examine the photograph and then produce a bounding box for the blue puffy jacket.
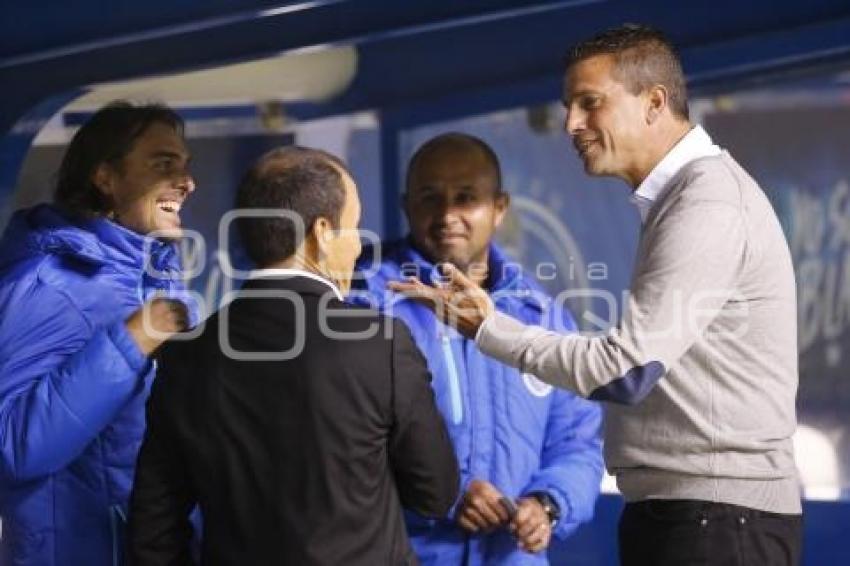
[0,204,185,566]
[353,239,603,565]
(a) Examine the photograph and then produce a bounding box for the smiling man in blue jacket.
[0,102,195,566]
[353,133,603,564]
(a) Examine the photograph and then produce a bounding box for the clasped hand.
[125,297,190,355]
[457,480,553,554]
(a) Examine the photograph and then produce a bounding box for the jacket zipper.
[110,504,127,566]
[440,334,463,425]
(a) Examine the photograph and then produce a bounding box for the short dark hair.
[235,146,348,267]
[406,132,503,194]
[54,100,185,216]
[566,23,689,120]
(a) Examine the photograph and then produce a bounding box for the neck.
[629,120,692,190]
[463,250,490,288]
[264,252,323,277]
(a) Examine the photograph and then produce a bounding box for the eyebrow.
[149,150,190,162]
[411,184,437,193]
[563,89,600,104]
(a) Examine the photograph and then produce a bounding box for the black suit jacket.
[128,275,459,565]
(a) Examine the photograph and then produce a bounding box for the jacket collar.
[248,268,343,300]
[0,204,180,276]
[242,270,344,300]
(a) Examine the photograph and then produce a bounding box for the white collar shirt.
[630,125,722,224]
[249,267,344,301]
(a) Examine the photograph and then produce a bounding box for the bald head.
[235,145,351,267]
[406,133,503,194]
[403,133,509,279]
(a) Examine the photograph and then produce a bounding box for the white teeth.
[158,201,181,213]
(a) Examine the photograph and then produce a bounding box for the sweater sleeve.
[0,279,150,482]
[477,191,746,405]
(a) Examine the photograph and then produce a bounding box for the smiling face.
[405,143,508,273]
[563,54,652,187]
[95,122,195,239]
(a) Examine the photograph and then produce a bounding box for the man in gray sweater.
[391,24,802,566]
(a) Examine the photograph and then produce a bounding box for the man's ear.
[93,163,115,196]
[311,216,334,257]
[646,85,668,124]
[493,191,510,228]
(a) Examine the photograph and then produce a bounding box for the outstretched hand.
[387,263,495,339]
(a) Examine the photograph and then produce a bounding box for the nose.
[565,106,585,136]
[435,200,462,226]
[178,168,196,194]
[427,195,452,217]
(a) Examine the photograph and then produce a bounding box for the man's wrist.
[473,310,496,344]
[529,491,561,527]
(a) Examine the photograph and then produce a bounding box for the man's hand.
[510,497,553,554]
[125,298,190,356]
[457,480,510,533]
[388,264,494,339]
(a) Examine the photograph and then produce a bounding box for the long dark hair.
[54,100,185,216]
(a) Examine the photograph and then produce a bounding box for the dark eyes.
[153,158,175,172]
[416,192,477,206]
[579,96,601,110]
[414,192,437,204]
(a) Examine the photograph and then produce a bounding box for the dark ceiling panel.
[2,0,850,204]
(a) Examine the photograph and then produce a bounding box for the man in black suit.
[127,146,459,565]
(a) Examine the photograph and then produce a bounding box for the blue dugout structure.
[4,0,850,229]
[2,1,850,563]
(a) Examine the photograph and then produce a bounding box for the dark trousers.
[618,499,802,566]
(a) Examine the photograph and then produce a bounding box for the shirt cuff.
[473,312,494,343]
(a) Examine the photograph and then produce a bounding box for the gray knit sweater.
[477,152,801,514]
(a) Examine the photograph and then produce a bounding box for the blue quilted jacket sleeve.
[521,306,604,539]
[0,278,149,483]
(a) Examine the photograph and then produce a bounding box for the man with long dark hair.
[0,101,195,566]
